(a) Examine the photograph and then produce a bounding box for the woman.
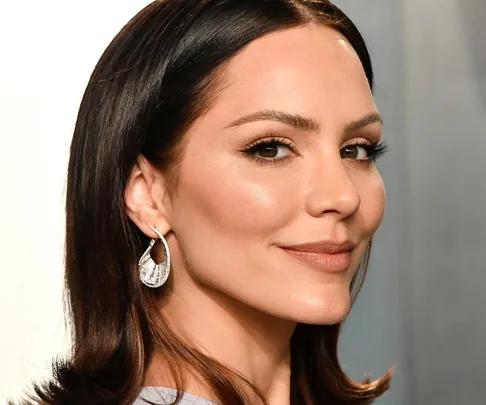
[13,0,392,404]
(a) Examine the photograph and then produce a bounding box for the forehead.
[212,24,375,127]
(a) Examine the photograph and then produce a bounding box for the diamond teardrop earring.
[138,226,171,288]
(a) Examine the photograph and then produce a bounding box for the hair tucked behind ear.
[10,1,391,404]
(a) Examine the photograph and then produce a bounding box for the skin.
[126,23,386,405]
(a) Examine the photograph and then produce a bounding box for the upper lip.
[280,240,357,254]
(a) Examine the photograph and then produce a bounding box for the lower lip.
[281,249,351,273]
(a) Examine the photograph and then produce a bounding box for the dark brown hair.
[11,1,391,404]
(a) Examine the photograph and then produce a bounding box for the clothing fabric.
[134,387,217,405]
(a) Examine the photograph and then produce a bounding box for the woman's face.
[164,24,385,324]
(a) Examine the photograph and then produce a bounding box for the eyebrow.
[226,109,383,133]
[345,112,383,132]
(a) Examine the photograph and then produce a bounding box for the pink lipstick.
[280,240,355,273]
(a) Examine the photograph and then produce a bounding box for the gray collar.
[135,387,217,405]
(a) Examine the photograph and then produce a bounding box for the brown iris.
[252,141,280,158]
[341,145,361,160]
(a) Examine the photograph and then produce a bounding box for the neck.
[145,263,295,405]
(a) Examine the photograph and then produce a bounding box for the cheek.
[354,168,386,234]
[172,155,301,249]
[170,155,302,292]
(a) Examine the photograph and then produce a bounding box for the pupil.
[259,144,278,158]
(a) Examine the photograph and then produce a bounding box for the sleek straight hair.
[12,1,391,404]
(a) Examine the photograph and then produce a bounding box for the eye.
[243,137,296,162]
[341,141,389,162]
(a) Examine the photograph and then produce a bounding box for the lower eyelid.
[244,154,295,166]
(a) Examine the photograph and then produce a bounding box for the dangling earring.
[138,226,171,288]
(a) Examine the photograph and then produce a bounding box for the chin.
[283,284,352,325]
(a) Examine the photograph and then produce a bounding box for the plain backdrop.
[1,1,485,405]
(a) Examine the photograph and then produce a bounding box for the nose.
[306,158,361,220]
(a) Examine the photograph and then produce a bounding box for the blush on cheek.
[369,181,386,229]
[355,173,386,234]
[182,164,297,236]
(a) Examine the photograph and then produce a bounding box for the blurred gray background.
[335,1,486,404]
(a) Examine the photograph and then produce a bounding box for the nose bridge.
[306,154,361,218]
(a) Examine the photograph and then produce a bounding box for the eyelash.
[342,140,390,162]
[243,136,389,164]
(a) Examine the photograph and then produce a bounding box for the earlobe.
[125,156,171,238]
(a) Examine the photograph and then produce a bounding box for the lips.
[280,240,356,273]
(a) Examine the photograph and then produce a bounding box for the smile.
[279,240,355,273]
[281,249,351,273]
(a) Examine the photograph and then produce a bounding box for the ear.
[125,155,171,238]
